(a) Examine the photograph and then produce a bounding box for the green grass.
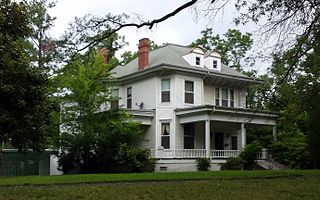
[0,170,319,199]
[0,170,315,186]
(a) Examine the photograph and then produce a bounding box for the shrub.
[239,141,262,170]
[221,157,244,170]
[118,144,155,173]
[269,137,311,169]
[196,158,211,171]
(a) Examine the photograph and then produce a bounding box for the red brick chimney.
[98,48,108,64]
[138,38,150,70]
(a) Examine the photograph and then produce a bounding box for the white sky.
[49,0,252,48]
[49,0,269,73]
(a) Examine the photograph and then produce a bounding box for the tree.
[56,52,146,173]
[0,0,53,151]
[191,28,253,71]
[24,0,58,71]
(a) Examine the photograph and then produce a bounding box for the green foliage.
[270,136,311,169]
[118,144,155,173]
[221,157,244,170]
[196,158,211,171]
[239,142,262,169]
[57,53,145,173]
[0,0,53,151]
[24,0,57,70]
[234,0,320,168]
[191,28,253,71]
[246,127,273,148]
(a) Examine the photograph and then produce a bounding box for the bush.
[221,157,244,170]
[239,141,262,169]
[196,158,211,171]
[118,144,155,173]
[270,137,311,169]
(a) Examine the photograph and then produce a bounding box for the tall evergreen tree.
[0,0,52,151]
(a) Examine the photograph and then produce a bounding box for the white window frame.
[215,88,235,107]
[110,88,119,109]
[161,79,170,103]
[127,87,132,109]
[185,80,194,104]
[161,122,170,149]
[213,60,218,69]
[195,56,201,66]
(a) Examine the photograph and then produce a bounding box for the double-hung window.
[213,60,218,69]
[195,56,200,66]
[216,88,235,107]
[110,89,119,109]
[161,123,170,149]
[222,89,228,107]
[230,90,234,108]
[127,87,132,109]
[215,88,220,106]
[185,81,194,104]
[161,79,170,102]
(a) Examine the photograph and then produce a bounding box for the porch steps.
[256,160,289,170]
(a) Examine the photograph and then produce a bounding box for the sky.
[49,0,252,48]
[49,0,268,73]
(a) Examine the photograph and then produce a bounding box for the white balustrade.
[150,149,241,159]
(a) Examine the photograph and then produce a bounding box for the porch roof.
[175,105,278,126]
[125,109,155,125]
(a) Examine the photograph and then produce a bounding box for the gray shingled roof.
[111,44,249,79]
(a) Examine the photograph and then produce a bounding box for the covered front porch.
[152,105,277,159]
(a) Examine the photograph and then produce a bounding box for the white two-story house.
[110,38,277,171]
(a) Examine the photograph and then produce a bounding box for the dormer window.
[195,56,200,66]
[213,60,218,69]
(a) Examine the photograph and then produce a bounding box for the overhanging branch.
[77,0,206,52]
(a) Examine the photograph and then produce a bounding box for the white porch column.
[205,120,210,157]
[241,123,246,149]
[273,125,277,140]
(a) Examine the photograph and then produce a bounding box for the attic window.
[195,56,200,66]
[213,60,218,69]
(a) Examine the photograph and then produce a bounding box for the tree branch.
[76,0,203,52]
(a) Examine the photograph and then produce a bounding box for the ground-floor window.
[184,123,195,149]
[161,123,170,149]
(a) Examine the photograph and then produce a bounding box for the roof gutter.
[111,63,258,84]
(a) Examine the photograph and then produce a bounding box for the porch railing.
[150,149,241,159]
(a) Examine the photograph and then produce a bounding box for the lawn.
[0,170,319,199]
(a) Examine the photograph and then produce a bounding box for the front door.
[215,132,224,150]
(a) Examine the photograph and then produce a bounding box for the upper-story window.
[213,60,218,69]
[230,90,234,108]
[222,89,228,107]
[185,81,194,104]
[215,88,235,107]
[111,89,119,110]
[215,88,220,106]
[195,56,200,66]
[161,79,170,102]
[127,87,132,109]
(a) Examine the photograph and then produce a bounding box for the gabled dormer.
[182,46,205,68]
[183,46,222,71]
[204,51,222,71]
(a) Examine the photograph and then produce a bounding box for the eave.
[175,105,278,125]
[110,63,260,86]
